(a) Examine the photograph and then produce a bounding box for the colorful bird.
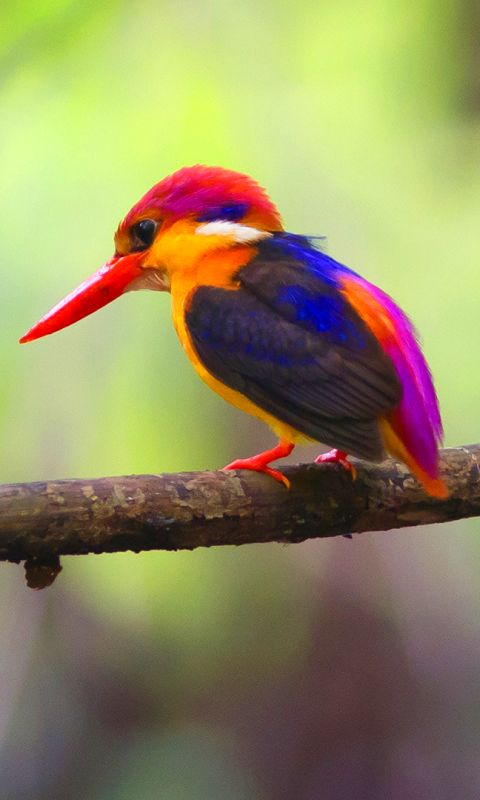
[20,165,447,497]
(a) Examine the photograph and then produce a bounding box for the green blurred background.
[1,1,479,797]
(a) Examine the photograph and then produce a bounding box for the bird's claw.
[223,459,291,489]
[315,449,357,479]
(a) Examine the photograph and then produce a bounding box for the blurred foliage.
[0,1,479,798]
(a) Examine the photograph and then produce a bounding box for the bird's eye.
[130,219,158,251]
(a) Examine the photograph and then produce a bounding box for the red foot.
[223,440,294,488]
[315,449,357,479]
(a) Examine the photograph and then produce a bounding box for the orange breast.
[169,249,305,444]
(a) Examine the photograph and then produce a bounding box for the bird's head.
[20,165,283,343]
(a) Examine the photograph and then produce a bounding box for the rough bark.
[0,444,479,581]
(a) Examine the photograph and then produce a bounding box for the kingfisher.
[20,165,447,497]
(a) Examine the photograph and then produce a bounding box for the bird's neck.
[150,219,257,293]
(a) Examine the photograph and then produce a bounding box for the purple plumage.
[340,272,445,494]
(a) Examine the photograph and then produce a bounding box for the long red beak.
[19,253,144,344]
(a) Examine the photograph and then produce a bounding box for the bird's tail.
[380,418,447,499]
[340,274,447,499]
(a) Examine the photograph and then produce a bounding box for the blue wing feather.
[184,236,401,461]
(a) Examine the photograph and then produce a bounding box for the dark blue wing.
[184,238,401,460]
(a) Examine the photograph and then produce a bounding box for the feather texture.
[185,239,402,461]
[267,236,444,484]
[184,234,445,494]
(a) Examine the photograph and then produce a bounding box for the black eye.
[131,219,158,251]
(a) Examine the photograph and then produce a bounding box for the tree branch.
[0,444,479,579]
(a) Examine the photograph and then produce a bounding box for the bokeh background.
[1,1,479,798]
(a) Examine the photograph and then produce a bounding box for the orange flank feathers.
[341,276,447,498]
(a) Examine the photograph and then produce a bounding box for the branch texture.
[0,445,479,570]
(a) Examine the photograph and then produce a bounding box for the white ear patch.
[196,220,271,243]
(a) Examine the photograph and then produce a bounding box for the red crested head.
[20,165,282,344]
[119,164,283,236]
